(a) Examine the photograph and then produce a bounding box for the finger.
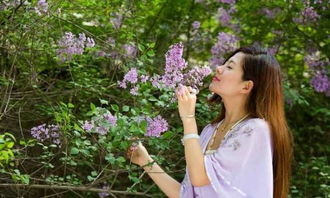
[187,86,193,95]
[181,86,188,100]
[176,89,183,100]
[181,86,189,98]
[190,87,197,95]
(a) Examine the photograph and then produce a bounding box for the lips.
[212,76,220,81]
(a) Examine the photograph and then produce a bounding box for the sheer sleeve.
[200,118,274,198]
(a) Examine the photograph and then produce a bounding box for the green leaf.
[6,142,14,149]
[116,156,126,163]
[138,44,145,51]
[111,104,119,112]
[70,147,79,155]
[147,50,155,57]
[90,103,96,111]
[100,99,109,105]
[87,175,95,181]
[91,171,98,176]
[122,105,130,112]
[68,103,74,108]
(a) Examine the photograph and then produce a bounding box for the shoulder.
[247,118,270,129]
[244,118,271,139]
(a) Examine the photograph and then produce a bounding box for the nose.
[216,65,224,75]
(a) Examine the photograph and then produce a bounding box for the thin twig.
[0,184,153,197]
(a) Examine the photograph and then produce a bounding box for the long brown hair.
[208,44,294,198]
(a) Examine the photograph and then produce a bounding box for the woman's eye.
[227,66,232,69]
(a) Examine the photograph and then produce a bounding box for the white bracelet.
[180,114,195,119]
[181,134,199,145]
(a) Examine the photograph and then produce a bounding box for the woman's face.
[209,52,248,97]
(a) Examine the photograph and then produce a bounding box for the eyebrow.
[227,59,237,65]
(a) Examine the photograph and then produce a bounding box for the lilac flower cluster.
[0,0,21,11]
[122,44,137,58]
[293,3,320,24]
[165,43,187,73]
[145,115,169,137]
[151,43,189,89]
[310,71,329,93]
[98,185,109,198]
[192,21,201,30]
[56,32,95,62]
[82,111,117,135]
[181,66,212,92]
[260,8,280,19]
[110,12,123,29]
[35,0,48,16]
[117,67,141,95]
[304,50,330,96]
[209,32,239,68]
[217,7,232,26]
[118,43,211,96]
[30,124,61,145]
[304,51,329,69]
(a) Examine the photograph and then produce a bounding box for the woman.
[126,44,294,198]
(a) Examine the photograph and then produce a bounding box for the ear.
[241,80,253,94]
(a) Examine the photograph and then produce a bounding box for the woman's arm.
[182,118,211,187]
[142,157,181,198]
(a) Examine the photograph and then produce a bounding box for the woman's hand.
[126,138,152,167]
[175,85,197,119]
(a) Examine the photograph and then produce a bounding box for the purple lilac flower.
[310,72,329,93]
[124,68,138,84]
[98,185,109,198]
[150,75,162,89]
[304,51,329,69]
[165,43,187,73]
[260,8,280,19]
[140,75,150,83]
[267,45,279,55]
[103,113,117,126]
[182,66,212,92]
[159,71,184,89]
[192,21,201,29]
[35,0,48,16]
[57,32,95,62]
[96,51,106,57]
[82,120,94,132]
[106,37,116,47]
[301,5,320,23]
[0,0,21,11]
[110,13,123,29]
[86,37,95,48]
[118,80,127,88]
[294,4,320,24]
[96,126,108,135]
[145,115,169,137]
[123,44,137,58]
[209,32,239,68]
[117,68,139,89]
[218,7,232,26]
[30,124,61,145]
[130,86,139,95]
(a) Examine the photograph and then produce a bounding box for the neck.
[222,95,249,125]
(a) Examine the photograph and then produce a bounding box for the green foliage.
[0,0,329,197]
[0,133,16,167]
